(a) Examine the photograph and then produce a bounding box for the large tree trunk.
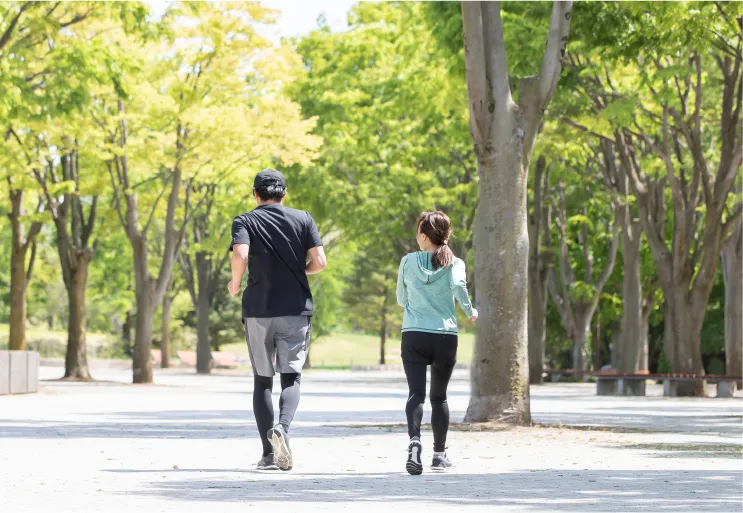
[161,294,172,369]
[195,251,212,374]
[461,0,572,423]
[469,127,531,422]
[666,290,706,396]
[571,318,590,372]
[721,224,742,387]
[63,258,92,380]
[618,232,644,375]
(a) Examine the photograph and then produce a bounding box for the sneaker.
[267,425,293,471]
[256,453,278,471]
[406,438,423,475]
[431,452,453,471]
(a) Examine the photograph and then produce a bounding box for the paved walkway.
[1,368,741,512]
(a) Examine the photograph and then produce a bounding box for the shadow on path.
[123,469,742,511]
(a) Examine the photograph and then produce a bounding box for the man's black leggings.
[401,331,457,453]
[253,373,301,457]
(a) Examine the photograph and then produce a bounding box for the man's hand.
[469,309,478,322]
[227,280,241,297]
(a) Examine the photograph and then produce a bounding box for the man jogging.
[228,168,326,471]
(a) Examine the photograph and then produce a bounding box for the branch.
[537,0,573,108]
[141,184,167,239]
[0,2,34,53]
[82,195,97,248]
[106,160,129,234]
[461,1,489,143]
[560,117,614,143]
[481,2,514,108]
[25,239,37,284]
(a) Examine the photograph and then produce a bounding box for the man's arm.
[228,243,249,296]
[306,245,327,275]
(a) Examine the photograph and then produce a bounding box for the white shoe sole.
[268,428,293,471]
[406,443,423,475]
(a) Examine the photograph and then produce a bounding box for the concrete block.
[27,351,39,393]
[596,378,617,396]
[717,380,735,398]
[619,379,646,396]
[9,351,28,394]
[663,380,672,397]
[0,351,9,395]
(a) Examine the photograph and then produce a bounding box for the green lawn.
[0,323,111,355]
[221,331,475,368]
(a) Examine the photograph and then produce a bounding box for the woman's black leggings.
[401,331,457,453]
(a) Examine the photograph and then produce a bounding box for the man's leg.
[268,316,310,471]
[279,372,301,432]
[245,318,277,467]
[253,375,274,457]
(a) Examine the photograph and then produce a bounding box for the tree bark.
[7,189,41,351]
[131,234,154,384]
[721,218,742,387]
[9,236,29,351]
[618,230,644,375]
[528,157,551,384]
[379,301,387,365]
[195,250,212,374]
[161,293,172,369]
[63,256,92,380]
[461,0,572,423]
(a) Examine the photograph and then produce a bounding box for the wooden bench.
[544,369,741,398]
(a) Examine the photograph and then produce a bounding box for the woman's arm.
[451,259,477,320]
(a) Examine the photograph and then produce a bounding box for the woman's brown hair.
[418,211,454,269]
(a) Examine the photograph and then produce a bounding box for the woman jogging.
[396,211,477,475]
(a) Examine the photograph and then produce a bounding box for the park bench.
[211,351,238,369]
[543,369,741,398]
[176,350,197,367]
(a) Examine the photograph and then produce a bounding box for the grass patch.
[220,331,475,368]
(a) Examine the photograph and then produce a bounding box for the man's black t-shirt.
[229,204,323,318]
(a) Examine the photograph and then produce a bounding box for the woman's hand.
[469,309,478,322]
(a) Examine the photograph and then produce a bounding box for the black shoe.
[256,453,278,471]
[406,438,423,475]
[431,452,453,471]
[267,425,293,471]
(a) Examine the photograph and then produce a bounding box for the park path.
[0,368,741,512]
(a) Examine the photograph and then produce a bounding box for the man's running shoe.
[256,453,278,470]
[267,425,293,471]
[406,438,423,475]
[431,452,453,471]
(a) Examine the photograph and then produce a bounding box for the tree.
[547,178,619,371]
[527,156,552,384]
[721,189,742,386]
[460,1,572,423]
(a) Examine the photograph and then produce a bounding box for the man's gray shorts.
[244,316,311,377]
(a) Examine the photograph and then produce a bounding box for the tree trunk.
[196,292,211,374]
[527,273,547,384]
[618,234,644,375]
[132,237,154,384]
[63,258,92,380]
[379,305,387,366]
[571,321,589,372]
[161,294,172,369]
[721,227,742,387]
[9,238,28,351]
[468,129,531,422]
[461,0,572,423]
[195,251,212,374]
[666,291,706,396]
[528,156,550,385]
[122,310,133,356]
